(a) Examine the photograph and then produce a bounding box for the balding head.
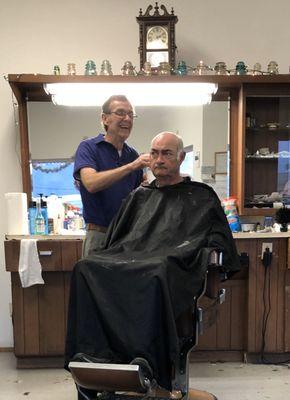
[150,131,185,187]
[151,132,184,158]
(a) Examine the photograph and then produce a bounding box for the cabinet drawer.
[5,240,62,271]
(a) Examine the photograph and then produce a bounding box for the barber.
[74,95,150,256]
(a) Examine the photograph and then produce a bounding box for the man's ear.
[101,113,108,130]
[179,151,186,163]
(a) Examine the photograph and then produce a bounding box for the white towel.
[18,239,44,288]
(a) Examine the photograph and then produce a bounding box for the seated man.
[65,132,240,394]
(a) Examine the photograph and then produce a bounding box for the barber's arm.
[80,153,150,192]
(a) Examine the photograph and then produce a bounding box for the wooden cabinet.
[5,239,82,367]
[193,238,290,362]
[244,93,290,212]
[230,82,290,216]
[5,237,290,366]
[246,238,289,354]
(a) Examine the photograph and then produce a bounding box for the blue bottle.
[41,199,49,235]
[28,201,36,235]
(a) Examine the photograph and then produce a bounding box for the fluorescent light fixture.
[44,82,217,106]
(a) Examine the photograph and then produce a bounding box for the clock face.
[146,26,168,49]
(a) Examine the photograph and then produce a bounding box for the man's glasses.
[107,110,138,119]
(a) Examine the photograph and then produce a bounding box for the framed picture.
[215,151,227,174]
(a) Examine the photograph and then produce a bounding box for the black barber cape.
[65,178,240,390]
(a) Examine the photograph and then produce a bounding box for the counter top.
[5,234,85,240]
[5,231,290,241]
[233,231,290,239]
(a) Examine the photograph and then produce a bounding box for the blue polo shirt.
[74,134,142,227]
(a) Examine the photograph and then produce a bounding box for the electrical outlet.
[261,242,273,254]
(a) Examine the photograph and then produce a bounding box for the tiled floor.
[1,351,289,400]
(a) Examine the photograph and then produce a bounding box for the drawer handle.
[39,250,53,256]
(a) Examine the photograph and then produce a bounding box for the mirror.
[27,101,229,202]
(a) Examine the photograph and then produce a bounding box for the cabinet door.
[247,238,287,353]
[6,240,80,358]
[243,87,290,215]
[195,240,248,353]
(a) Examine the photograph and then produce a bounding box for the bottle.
[39,195,49,234]
[28,200,36,234]
[34,197,45,235]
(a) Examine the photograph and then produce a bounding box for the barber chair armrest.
[208,249,223,267]
[205,249,226,299]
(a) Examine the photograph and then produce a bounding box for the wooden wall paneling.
[195,295,217,350]
[64,272,72,332]
[276,239,286,352]
[11,274,25,355]
[236,239,257,353]
[61,240,80,271]
[18,99,31,198]
[229,279,247,350]
[285,270,290,351]
[23,282,40,355]
[77,240,83,259]
[253,241,266,353]
[229,89,241,199]
[4,240,20,271]
[287,238,290,270]
[38,272,66,355]
[263,240,278,352]
[216,281,231,349]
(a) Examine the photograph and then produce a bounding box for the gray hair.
[101,95,131,114]
[151,132,184,158]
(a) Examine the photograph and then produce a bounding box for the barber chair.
[69,250,226,400]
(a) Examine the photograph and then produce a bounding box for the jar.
[67,63,76,75]
[157,62,171,75]
[194,60,212,75]
[100,60,113,75]
[121,61,136,76]
[53,65,60,75]
[253,62,262,75]
[141,61,152,76]
[176,61,187,76]
[235,61,247,75]
[85,60,97,75]
[214,62,228,75]
[267,61,279,75]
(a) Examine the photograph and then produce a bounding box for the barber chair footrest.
[188,389,218,400]
[69,361,151,393]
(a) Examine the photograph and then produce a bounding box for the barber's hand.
[131,153,150,170]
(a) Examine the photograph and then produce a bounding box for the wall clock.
[136,2,178,71]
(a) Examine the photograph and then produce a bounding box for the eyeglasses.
[150,149,177,160]
[107,110,138,119]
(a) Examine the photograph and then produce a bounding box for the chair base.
[77,388,217,400]
[188,388,218,400]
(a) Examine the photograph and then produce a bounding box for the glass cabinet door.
[244,96,290,209]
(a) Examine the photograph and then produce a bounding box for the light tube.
[44,82,218,106]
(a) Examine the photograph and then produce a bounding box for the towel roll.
[5,192,29,235]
